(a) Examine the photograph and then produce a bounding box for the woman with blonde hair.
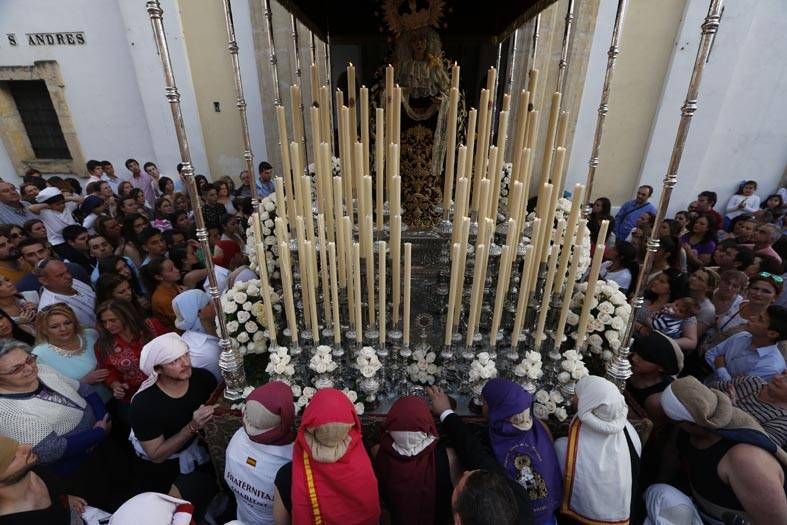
[32,303,110,401]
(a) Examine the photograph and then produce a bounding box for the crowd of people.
[0,158,785,524]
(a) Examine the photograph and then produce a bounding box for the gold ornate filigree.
[381,0,446,36]
[401,124,442,229]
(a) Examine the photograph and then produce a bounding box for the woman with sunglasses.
[702,272,783,353]
[32,303,111,402]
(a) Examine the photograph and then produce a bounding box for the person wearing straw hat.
[225,382,295,525]
[128,332,217,518]
[660,376,787,524]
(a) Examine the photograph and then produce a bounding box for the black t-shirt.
[130,367,217,451]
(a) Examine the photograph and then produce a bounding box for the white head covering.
[134,333,189,399]
[173,289,210,332]
[561,375,636,523]
[109,492,194,525]
[36,187,62,203]
[643,484,703,525]
[660,384,695,423]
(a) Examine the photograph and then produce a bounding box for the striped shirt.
[711,376,787,447]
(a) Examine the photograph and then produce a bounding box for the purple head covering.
[482,378,563,522]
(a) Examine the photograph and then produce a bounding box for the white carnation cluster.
[533,389,568,422]
[557,350,589,384]
[356,346,383,378]
[246,195,280,279]
[265,346,295,379]
[407,349,441,385]
[221,279,268,355]
[569,280,631,359]
[307,156,342,178]
[468,352,497,382]
[513,351,543,387]
[309,345,338,374]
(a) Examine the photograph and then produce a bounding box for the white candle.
[353,242,362,343]
[445,242,461,346]
[539,91,562,189]
[391,214,401,324]
[551,183,585,297]
[279,241,298,346]
[317,215,331,328]
[489,244,512,346]
[471,90,489,214]
[555,227,585,344]
[442,86,459,214]
[464,109,477,183]
[304,240,320,345]
[511,245,533,348]
[375,107,385,231]
[365,215,375,329]
[466,244,487,347]
[328,242,341,344]
[256,242,276,342]
[275,106,295,227]
[576,220,609,348]
[378,240,387,343]
[403,243,412,346]
[452,217,471,324]
[333,178,346,287]
[360,86,370,176]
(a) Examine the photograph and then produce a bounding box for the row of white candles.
[252,60,609,355]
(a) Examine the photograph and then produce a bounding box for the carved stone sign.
[6,32,86,47]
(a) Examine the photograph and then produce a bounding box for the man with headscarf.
[482,378,562,525]
[554,375,641,524]
[129,333,218,518]
[660,376,787,523]
[272,388,380,525]
[373,395,460,525]
[225,382,295,525]
[426,385,535,525]
[172,289,221,381]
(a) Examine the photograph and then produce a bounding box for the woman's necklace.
[48,335,84,357]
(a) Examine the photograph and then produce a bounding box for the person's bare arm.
[27,203,48,213]
[675,319,698,351]
[138,404,214,463]
[273,486,291,525]
[719,444,787,525]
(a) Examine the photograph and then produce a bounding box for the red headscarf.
[213,239,240,268]
[292,388,380,525]
[243,381,295,446]
[373,396,439,525]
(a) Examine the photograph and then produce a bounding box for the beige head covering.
[305,423,353,463]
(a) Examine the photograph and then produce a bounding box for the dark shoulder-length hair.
[688,213,718,243]
[0,309,34,346]
[97,256,144,295]
[94,299,154,356]
[95,274,144,315]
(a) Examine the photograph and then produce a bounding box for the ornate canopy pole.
[262,0,282,106]
[530,14,541,71]
[504,28,520,155]
[220,0,259,209]
[146,1,247,400]
[583,0,628,214]
[608,0,724,388]
[556,0,576,95]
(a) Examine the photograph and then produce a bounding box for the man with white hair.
[36,259,96,327]
[129,332,218,518]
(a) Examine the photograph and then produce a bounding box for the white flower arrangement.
[291,385,317,414]
[569,280,631,359]
[533,388,569,422]
[246,194,280,280]
[468,352,498,382]
[341,388,365,416]
[513,351,544,388]
[265,346,295,379]
[221,279,269,355]
[307,156,342,178]
[356,346,383,378]
[407,349,441,385]
[309,345,339,375]
[525,197,592,276]
[557,350,590,383]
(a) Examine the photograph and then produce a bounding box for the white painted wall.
[569,0,787,217]
[0,0,210,185]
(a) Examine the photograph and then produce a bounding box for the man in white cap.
[35,187,82,259]
[129,332,218,518]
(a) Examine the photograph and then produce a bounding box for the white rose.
[224,301,238,314]
[234,292,248,304]
[609,338,621,351]
[610,316,626,331]
[525,351,541,363]
[253,331,265,342]
[566,311,579,326]
[550,390,564,404]
[237,311,251,324]
[264,219,274,228]
[545,400,557,413]
[354,402,365,416]
[241,301,253,311]
[533,403,549,420]
[265,236,276,246]
[237,332,249,343]
[555,407,568,422]
[610,293,625,306]
[264,201,275,212]
[244,321,259,333]
[535,390,550,404]
[588,334,603,349]
[597,312,613,325]
[344,390,358,403]
[571,368,585,379]
[563,350,579,361]
[360,365,376,378]
[527,367,542,380]
[602,350,614,361]
[558,371,571,383]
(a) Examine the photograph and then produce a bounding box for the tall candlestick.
[464,109,477,183]
[256,242,276,343]
[525,218,542,296]
[555,227,585,344]
[353,242,362,343]
[273,177,289,237]
[511,90,530,178]
[556,110,570,148]
[518,148,534,209]
[539,92,562,189]
[385,64,394,143]
[290,85,306,165]
[320,143,335,243]
[490,244,512,346]
[538,184,557,264]
[302,175,315,244]
[442,86,459,215]
[328,242,341,344]
[391,214,402,324]
[455,147,468,216]
[310,63,319,107]
[511,245,533,348]
[290,142,304,216]
[333,178,346,287]
[403,243,412,346]
[317,215,331,328]
[445,242,461,346]
[485,146,499,220]
[347,63,357,140]
[279,241,298,346]
[451,177,469,247]
[310,106,322,182]
[391,174,401,217]
[343,217,355,326]
[319,86,332,149]
[490,111,509,220]
[451,62,460,91]
[549,147,567,215]
[340,106,354,214]
[378,240,387,343]
[365,214,376,330]
[452,217,471,324]
[304,240,320,344]
[551,183,585,297]
[353,142,364,207]
[534,225,565,348]
[275,106,296,226]
[525,109,540,151]
[393,86,402,146]
[360,86,370,176]
[295,217,311,330]
[471,90,490,213]
[576,220,609,348]
[466,244,486,346]
[375,107,385,231]
[477,178,490,224]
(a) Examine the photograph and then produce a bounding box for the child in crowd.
[650,297,699,339]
